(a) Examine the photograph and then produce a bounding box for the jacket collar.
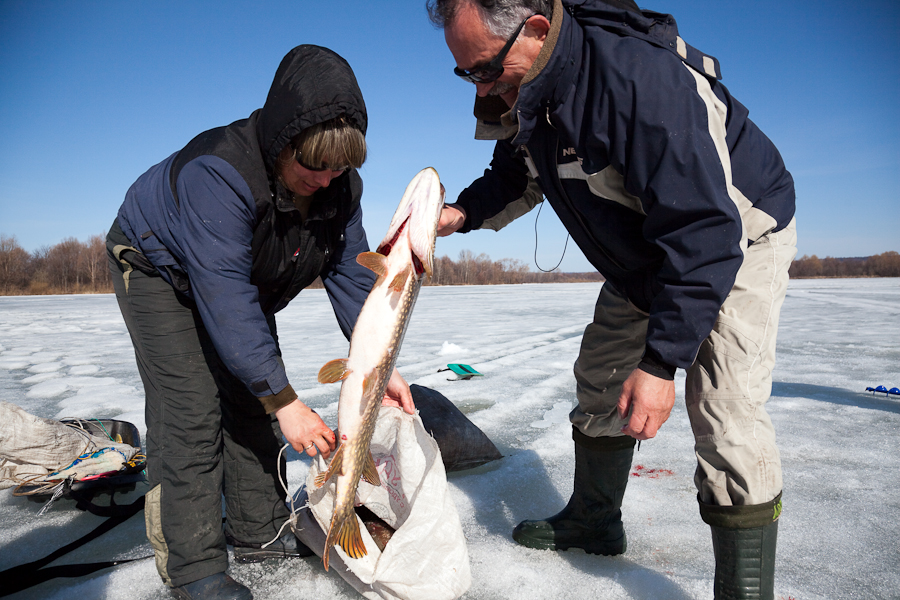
[472,0,572,144]
[471,0,722,145]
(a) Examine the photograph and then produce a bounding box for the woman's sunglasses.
[294,147,349,173]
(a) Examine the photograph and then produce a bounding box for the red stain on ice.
[631,464,674,478]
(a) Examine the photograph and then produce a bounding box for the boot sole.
[232,548,315,563]
[513,530,627,556]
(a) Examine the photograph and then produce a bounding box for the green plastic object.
[440,364,483,380]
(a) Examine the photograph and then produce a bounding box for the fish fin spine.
[314,445,344,488]
[362,369,379,398]
[362,451,381,486]
[318,358,351,384]
[389,264,412,293]
[357,251,388,278]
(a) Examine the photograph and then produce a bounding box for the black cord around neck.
[533,199,569,272]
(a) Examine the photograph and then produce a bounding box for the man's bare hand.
[382,368,415,414]
[437,204,466,237]
[617,368,676,441]
[275,398,336,458]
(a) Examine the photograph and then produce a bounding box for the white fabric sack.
[295,406,470,600]
[0,401,138,490]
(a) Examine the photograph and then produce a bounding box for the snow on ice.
[1,279,898,599]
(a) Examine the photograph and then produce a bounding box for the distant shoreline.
[4,274,900,298]
[2,231,896,295]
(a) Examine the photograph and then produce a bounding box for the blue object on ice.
[865,385,900,397]
[437,363,483,381]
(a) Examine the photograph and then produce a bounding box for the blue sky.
[1,0,897,272]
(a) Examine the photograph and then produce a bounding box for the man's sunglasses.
[453,16,532,84]
[294,147,349,173]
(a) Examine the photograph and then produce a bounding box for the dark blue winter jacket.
[116,46,375,412]
[454,0,795,375]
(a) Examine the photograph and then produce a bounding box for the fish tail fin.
[361,450,381,486]
[357,251,388,278]
[318,358,351,384]
[389,264,412,293]
[323,507,367,570]
[314,445,344,488]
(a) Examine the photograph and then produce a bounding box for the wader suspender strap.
[111,244,139,293]
[0,495,151,597]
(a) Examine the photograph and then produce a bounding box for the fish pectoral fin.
[361,451,381,486]
[388,264,412,293]
[318,358,351,384]
[362,368,379,398]
[357,251,388,278]
[314,445,344,488]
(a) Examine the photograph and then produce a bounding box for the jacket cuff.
[451,201,474,233]
[638,347,676,380]
[258,383,297,414]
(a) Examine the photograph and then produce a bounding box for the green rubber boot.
[700,494,782,600]
[512,428,635,555]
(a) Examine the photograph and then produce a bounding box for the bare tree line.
[2,233,896,296]
[0,234,604,296]
[426,250,604,286]
[1,234,111,295]
[789,252,900,278]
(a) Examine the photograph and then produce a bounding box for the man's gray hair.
[426,0,552,38]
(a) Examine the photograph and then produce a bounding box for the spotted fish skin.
[316,167,444,570]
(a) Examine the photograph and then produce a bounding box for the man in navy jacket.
[429,1,796,597]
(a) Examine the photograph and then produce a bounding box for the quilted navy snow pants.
[107,221,290,588]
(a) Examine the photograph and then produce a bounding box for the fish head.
[377,167,444,278]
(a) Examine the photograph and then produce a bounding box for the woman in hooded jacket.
[106,45,413,599]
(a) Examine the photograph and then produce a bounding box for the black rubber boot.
[512,428,635,555]
[228,530,315,563]
[170,573,252,600]
[700,493,782,600]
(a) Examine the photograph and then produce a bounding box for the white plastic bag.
[294,406,470,600]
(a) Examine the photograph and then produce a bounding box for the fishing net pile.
[0,401,141,495]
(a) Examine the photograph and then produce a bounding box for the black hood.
[257,45,368,174]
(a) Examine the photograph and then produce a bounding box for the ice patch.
[0,359,30,370]
[22,372,61,384]
[69,365,101,375]
[28,362,63,374]
[26,379,70,398]
[55,382,143,419]
[438,341,468,356]
[24,351,61,363]
[530,401,572,429]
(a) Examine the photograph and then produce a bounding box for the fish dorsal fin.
[314,444,344,488]
[361,451,381,486]
[318,358,351,384]
[357,251,388,278]
[389,264,412,293]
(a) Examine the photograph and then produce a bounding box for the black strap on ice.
[0,495,152,597]
[69,483,146,518]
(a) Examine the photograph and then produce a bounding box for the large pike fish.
[315,167,444,570]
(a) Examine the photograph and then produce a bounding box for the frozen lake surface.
[1,278,898,599]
